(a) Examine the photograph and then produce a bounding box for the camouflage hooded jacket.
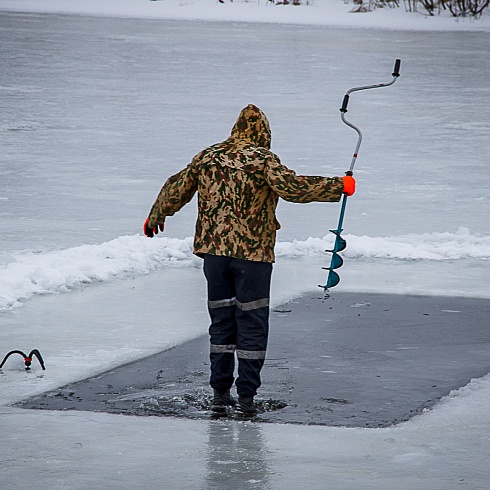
[147,104,344,263]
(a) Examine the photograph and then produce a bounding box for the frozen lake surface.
[1,12,490,309]
[1,9,490,489]
[1,13,490,251]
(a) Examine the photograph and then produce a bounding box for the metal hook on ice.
[321,59,401,298]
[0,349,46,371]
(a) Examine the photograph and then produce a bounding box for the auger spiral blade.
[326,230,347,254]
[320,230,346,294]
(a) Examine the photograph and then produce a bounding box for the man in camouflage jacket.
[144,104,354,415]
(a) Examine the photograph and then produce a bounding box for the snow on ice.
[1,228,490,312]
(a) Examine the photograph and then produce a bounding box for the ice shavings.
[0,235,196,311]
[1,229,489,312]
[342,229,490,261]
[275,227,490,261]
[413,373,490,429]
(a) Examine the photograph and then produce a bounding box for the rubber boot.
[237,396,257,415]
[211,389,237,413]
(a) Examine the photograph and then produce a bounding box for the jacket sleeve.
[264,154,344,203]
[147,154,200,226]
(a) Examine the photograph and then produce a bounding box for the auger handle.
[339,58,401,115]
[340,95,349,113]
[393,59,401,78]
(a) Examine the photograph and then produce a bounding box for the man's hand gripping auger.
[321,59,401,299]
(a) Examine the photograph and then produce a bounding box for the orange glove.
[342,175,356,196]
[143,218,164,238]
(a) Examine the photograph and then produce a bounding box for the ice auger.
[321,59,401,297]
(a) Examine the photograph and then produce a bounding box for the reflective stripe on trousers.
[209,344,267,360]
[208,297,270,312]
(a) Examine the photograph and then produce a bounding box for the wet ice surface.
[18,293,490,428]
[3,379,490,490]
[1,14,490,253]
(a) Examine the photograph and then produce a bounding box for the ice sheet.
[1,7,490,488]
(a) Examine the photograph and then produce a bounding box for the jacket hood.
[230,104,271,150]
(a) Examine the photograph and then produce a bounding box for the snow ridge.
[1,228,488,311]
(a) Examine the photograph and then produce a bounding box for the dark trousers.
[203,254,273,398]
